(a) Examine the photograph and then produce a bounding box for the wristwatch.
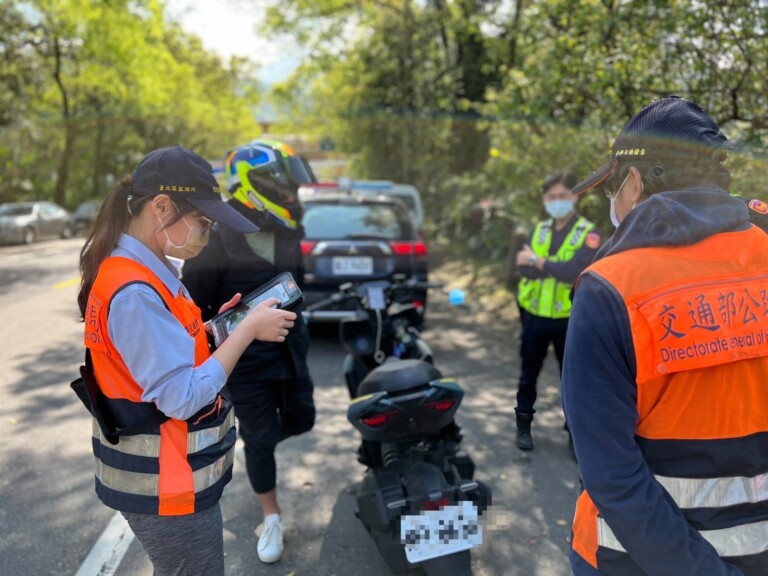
[528,255,538,266]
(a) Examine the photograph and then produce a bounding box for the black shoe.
[517,429,533,451]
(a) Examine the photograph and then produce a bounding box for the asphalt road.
[0,238,579,576]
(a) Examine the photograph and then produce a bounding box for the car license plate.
[332,256,373,275]
[400,500,482,564]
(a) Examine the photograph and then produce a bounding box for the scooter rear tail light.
[412,299,425,310]
[300,241,317,255]
[360,411,396,427]
[426,399,455,412]
[422,496,450,511]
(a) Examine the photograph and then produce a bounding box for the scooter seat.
[357,359,442,396]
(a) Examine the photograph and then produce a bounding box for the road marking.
[75,512,135,576]
[54,277,81,289]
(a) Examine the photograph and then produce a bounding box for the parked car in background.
[0,201,74,245]
[348,180,425,233]
[299,180,425,234]
[72,200,102,235]
[300,193,429,322]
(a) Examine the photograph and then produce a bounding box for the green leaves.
[0,0,261,206]
[4,0,768,260]
[260,0,768,252]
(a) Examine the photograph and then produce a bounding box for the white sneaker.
[255,514,284,563]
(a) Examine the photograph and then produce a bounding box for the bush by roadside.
[428,240,520,326]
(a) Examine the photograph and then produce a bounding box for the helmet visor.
[284,155,316,184]
[249,160,292,187]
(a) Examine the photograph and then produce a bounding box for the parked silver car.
[0,201,74,245]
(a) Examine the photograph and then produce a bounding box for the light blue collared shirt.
[107,234,227,420]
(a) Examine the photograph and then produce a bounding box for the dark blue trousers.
[515,309,569,415]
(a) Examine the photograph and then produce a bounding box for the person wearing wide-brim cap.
[77,145,298,576]
[562,96,768,575]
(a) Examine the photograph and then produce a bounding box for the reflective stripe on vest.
[517,216,594,318]
[92,409,235,459]
[570,226,768,573]
[597,516,768,558]
[95,445,235,497]
[656,471,768,509]
[85,256,234,516]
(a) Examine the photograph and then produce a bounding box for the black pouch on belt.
[70,350,169,445]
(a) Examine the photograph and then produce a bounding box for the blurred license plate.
[400,500,482,564]
[332,256,373,275]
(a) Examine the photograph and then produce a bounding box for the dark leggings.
[516,310,569,414]
[229,376,315,494]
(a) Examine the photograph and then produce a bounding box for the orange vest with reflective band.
[571,226,768,574]
[83,256,235,516]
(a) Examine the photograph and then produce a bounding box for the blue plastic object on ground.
[448,289,465,306]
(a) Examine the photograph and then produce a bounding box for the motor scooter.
[306,279,491,575]
[332,279,435,399]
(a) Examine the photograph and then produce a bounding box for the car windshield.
[0,204,33,216]
[303,203,408,240]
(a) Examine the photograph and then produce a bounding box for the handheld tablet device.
[209,272,303,347]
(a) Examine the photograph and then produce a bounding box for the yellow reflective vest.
[517,217,595,319]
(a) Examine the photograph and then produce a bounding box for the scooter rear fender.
[348,380,463,442]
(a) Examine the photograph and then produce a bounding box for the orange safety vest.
[571,226,768,574]
[83,256,235,516]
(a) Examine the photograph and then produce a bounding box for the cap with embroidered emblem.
[132,145,259,233]
[572,96,732,195]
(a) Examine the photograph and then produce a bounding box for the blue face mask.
[544,199,574,220]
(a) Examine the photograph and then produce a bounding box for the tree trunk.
[54,123,76,207]
[91,114,105,199]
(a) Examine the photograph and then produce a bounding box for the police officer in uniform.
[182,142,316,564]
[514,171,601,451]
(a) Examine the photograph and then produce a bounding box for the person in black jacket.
[182,142,316,564]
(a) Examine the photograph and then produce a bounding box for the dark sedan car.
[300,194,429,321]
[72,200,102,235]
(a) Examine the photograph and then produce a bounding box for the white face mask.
[544,199,574,220]
[159,214,210,260]
[608,173,633,228]
[610,198,621,228]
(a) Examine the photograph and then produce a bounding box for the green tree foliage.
[0,0,261,207]
[483,1,768,236]
[265,0,497,191]
[261,0,768,261]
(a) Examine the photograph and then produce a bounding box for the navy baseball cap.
[132,146,259,233]
[572,96,731,195]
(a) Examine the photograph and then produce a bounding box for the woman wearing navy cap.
[77,146,296,576]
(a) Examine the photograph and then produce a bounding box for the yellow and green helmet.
[223,140,316,229]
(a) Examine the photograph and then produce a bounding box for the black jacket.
[182,200,310,384]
